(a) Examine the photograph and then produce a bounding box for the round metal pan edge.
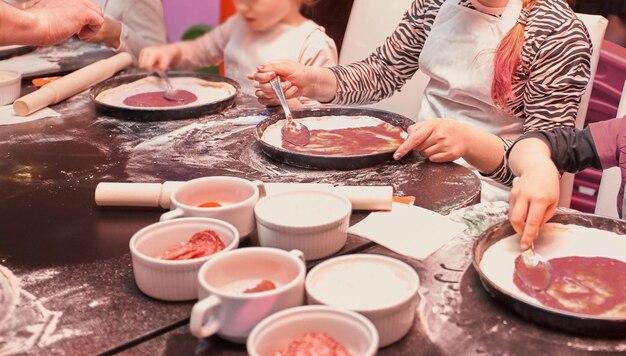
[254,107,414,170]
[472,212,626,337]
[90,71,240,121]
[0,45,36,60]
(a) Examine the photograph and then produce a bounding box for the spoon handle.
[269,77,293,122]
[154,70,175,93]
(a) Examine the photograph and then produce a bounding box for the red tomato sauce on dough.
[282,122,405,156]
[514,256,626,316]
[123,90,197,107]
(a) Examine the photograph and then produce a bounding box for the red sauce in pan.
[282,122,405,156]
[123,90,197,107]
[514,256,626,317]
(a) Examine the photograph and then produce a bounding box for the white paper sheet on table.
[348,202,467,260]
[0,105,60,125]
[0,54,60,76]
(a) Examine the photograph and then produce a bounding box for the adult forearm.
[0,3,37,45]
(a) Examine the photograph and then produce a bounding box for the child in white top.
[86,0,167,59]
[139,0,337,107]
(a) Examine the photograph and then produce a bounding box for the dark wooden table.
[118,203,626,356]
[0,74,482,355]
[9,59,623,355]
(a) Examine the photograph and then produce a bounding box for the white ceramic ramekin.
[254,190,351,261]
[247,305,379,356]
[129,217,239,301]
[0,70,21,105]
[305,254,420,347]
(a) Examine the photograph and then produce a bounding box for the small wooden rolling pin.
[94,181,393,211]
[13,52,133,116]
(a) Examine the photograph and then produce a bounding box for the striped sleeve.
[329,0,440,105]
[480,138,515,186]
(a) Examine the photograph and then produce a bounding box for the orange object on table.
[32,76,62,87]
[393,196,416,205]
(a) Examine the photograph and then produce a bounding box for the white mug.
[160,176,265,237]
[190,247,306,343]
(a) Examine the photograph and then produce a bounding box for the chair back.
[339,0,429,121]
[558,13,608,207]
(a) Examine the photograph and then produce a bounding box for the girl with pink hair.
[251,0,593,201]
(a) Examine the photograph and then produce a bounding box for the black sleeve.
[508,127,602,173]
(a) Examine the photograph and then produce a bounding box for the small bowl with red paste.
[129,217,239,301]
[247,305,378,356]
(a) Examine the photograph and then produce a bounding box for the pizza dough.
[95,76,236,110]
[261,116,407,156]
[480,223,626,317]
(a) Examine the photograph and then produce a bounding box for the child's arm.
[139,15,234,72]
[507,125,601,248]
[508,137,560,249]
[114,1,167,58]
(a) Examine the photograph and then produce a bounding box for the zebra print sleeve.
[518,13,592,132]
[329,0,441,105]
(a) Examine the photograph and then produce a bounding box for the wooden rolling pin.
[94,181,393,211]
[13,52,133,116]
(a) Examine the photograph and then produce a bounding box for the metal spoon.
[153,70,185,102]
[269,77,310,147]
[514,243,553,291]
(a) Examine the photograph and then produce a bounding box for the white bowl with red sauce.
[254,190,352,261]
[129,217,239,301]
[247,305,378,356]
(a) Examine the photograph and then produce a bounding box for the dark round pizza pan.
[0,45,36,60]
[90,71,240,121]
[254,106,414,170]
[472,211,626,337]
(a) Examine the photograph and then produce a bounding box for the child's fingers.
[393,123,432,160]
[252,69,276,83]
[520,201,549,250]
[508,196,529,239]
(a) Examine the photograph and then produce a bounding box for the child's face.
[234,0,298,32]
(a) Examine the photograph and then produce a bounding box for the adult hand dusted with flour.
[0,0,104,46]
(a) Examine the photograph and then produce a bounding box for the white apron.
[417,0,523,202]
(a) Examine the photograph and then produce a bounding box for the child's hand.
[138,44,181,72]
[249,61,304,106]
[249,60,336,106]
[84,17,121,49]
[509,162,560,250]
[393,119,472,162]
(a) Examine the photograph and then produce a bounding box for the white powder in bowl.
[256,191,350,227]
[309,258,415,310]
